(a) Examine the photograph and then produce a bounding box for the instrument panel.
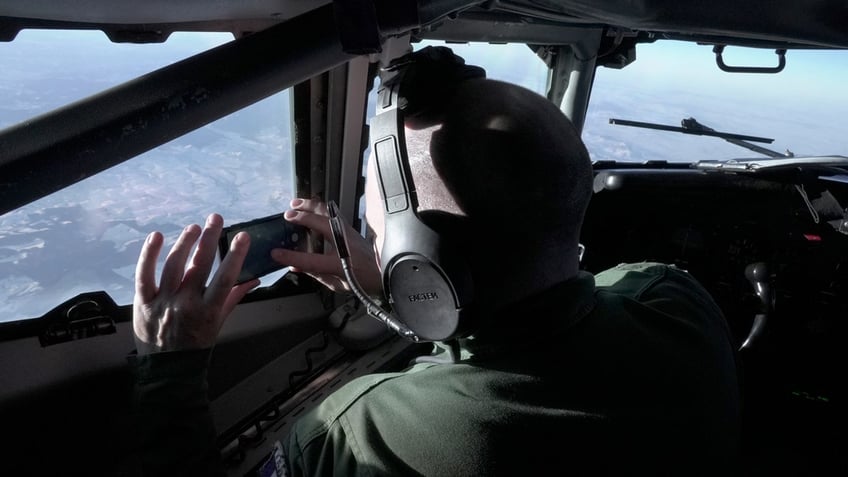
[580,167,848,471]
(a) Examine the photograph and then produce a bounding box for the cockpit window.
[583,41,848,162]
[0,31,294,323]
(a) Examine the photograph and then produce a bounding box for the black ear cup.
[386,255,465,342]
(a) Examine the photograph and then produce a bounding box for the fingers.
[285,208,332,240]
[206,231,251,309]
[286,197,334,240]
[290,198,328,216]
[287,197,358,237]
[135,231,164,304]
[222,279,260,317]
[159,224,202,295]
[183,214,224,289]
[281,197,384,296]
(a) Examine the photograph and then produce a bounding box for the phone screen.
[219,213,307,284]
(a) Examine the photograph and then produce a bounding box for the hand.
[133,213,259,355]
[271,198,383,297]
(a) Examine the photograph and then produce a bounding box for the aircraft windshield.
[418,40,847,162]
[0,31,295,322]
[1,35,846,323]
[584,41,848,162]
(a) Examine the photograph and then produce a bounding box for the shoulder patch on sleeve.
[259,440,290,477]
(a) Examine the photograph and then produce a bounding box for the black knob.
[744,262,773,311]
[745,262,770,284]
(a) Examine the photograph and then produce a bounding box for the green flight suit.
[132,263,740,476]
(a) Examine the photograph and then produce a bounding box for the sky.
[0,31,846,321]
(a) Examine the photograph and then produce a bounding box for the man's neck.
[471,243,580,314]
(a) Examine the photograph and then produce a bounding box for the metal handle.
[713,45,786,74]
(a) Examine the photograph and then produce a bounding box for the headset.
[328,47,484,343]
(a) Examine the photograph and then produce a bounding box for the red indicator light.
[803,234,822,242]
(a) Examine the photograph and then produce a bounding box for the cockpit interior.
[1,1,846,475]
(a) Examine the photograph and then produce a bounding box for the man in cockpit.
[131,49,740,476]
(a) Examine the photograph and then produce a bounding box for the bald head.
[365,78,592,313]
[413,79,592,251]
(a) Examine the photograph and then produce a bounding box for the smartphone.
[218,212,308,284]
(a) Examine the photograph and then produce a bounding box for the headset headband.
[368,67,474,342]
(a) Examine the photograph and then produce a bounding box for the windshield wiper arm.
[609,117,792,158]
